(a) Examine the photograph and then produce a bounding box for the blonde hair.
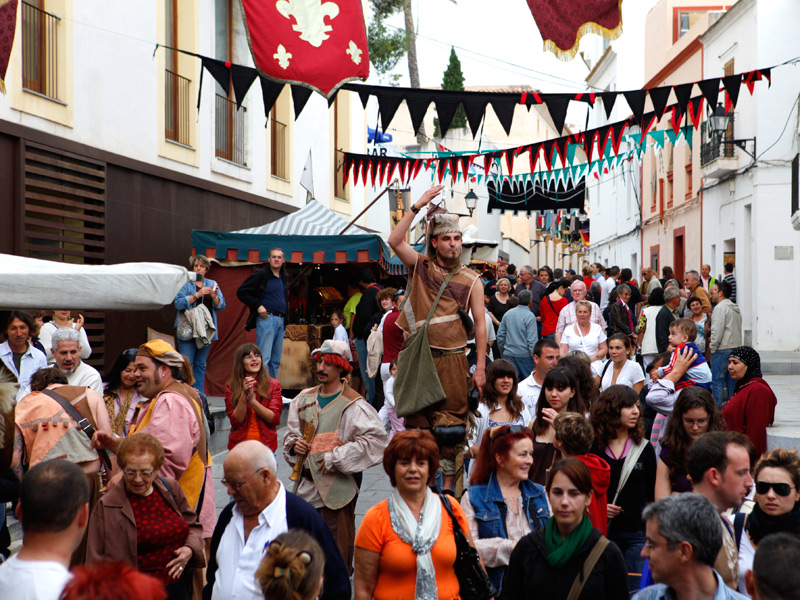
[256,530,324,600]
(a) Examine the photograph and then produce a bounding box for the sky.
[362,0,601,94]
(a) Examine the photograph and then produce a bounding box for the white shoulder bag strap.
[611,438,648,506]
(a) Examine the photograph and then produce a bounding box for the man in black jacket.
[656,287,681,353]
[204,441,350,600]
[236,248,288,377]
[350,268,382,406]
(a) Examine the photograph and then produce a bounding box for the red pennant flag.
[240,0,369,97]
[525,0,623,61]
[529,144,541,174]
[504,150,514,175]
[342,154,352,186]
[411,159,423,181]
[670,106,683,136]
[687,97,705,131]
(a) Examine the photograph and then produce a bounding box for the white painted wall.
[700,0,800,350]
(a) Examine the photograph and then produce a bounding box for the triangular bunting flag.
[260,77,285,119]
[230,64,258,108]
[463,98,488,138]
[202,57,231,96]
[434,97,462,138]
[599,91,617,119]
[648,86,672,119]
[543,94,571,135]
[722,74,742,109]
[406,96,431,137]
[377,92,404,132]
[697,78,721,113]
[687,97,705,131]
[291,85,313,119]
[672,83,694,117]
[623,90,648,123]
[489,96,517,136]
[670,106,684,136]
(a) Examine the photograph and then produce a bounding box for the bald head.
[225,440,277,475]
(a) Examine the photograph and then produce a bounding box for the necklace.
[502,494,521,515]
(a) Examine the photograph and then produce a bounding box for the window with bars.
[21,0,60,100]
[164,0,191,146]
[213,0,247,166]
[270,104,289,180]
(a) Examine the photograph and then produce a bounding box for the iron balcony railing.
[165,69,191,146]
[22,0,59,99]
[215,93,247,166]
[700,115,736,166]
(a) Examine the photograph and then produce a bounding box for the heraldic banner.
[240,0,369,97]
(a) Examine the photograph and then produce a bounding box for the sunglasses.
[489,424,527,441]
[755,481,795,497]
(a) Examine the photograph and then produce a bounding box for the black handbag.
[439,492,496,600]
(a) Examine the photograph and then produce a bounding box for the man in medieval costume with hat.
[284,339,387,574]
[388,185,486,494]
[93,339,214,596]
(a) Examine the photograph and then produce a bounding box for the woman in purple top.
[654,387,725,499]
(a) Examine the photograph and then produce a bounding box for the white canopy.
[0,254,196,310]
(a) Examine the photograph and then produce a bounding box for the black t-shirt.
[352,284,382,340]
[589,439,656,533]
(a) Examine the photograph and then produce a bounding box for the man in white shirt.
[0,460,89,600]
[555,281,607,344]
[517,338,560,415]
[51,327,103,395]
[205,440,351,600]
[601,266,619,311]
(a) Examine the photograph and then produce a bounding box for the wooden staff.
[290,421,316,494]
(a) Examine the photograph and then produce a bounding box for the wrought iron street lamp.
[708,102,757,159]
[464,189,479,217]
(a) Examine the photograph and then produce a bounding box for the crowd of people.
[0,189,793,600]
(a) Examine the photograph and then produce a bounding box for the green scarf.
[545,515,593,568]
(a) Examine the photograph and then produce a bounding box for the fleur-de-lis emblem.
[273,44,292,69]
[276,0,340,48]
[346,40,362,65]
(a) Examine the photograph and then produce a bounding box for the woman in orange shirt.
[354,430,479,600]
[224,343,283,451]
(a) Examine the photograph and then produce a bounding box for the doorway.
[673,227,685,282]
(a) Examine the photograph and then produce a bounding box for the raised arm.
[387,185,443,268]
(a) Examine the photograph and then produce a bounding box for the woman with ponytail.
[257,529,325,600]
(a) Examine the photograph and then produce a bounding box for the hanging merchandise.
[0,0,17,94]
[239,0,369,97]
[524,0,623,61]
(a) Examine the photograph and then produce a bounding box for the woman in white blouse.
[559,300,607,362]
[593,333,645,394]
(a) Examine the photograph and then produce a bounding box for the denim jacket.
[174,279,226,341]
[467,472,550,591]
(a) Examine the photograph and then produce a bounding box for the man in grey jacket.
[709,281,742,408]
[497,289,539,379]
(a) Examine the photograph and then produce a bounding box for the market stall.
[191,200,407,395]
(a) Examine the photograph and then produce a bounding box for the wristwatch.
[410,204,421,214]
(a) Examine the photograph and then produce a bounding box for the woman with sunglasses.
[589,385,655,593]
[501,458,628,600]
[723,347,778,455]
[466,359,532,463]
[529,368,586,486]
[225,343,283,451]
[461,424,549,595]
[731,449,800,595]
[655,387,725,499]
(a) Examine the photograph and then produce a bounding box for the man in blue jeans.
[237,248,288,378]
[709,281,742,408]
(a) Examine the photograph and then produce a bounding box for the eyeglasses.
[489,424,527,441]
[644,537,677,550]
[221,468,265,491]
[756,481,794,497]
[123,469,155,479]
[682,417,709,428]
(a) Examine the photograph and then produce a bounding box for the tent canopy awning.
[193,200,407,274]
[0,254,195,310]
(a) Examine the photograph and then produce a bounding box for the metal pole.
[339,180,397,235]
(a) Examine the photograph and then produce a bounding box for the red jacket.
[576,453,611,535]
[225,378,283,451]
[722,377,777,455]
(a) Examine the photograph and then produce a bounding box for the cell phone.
[196,274,204,283]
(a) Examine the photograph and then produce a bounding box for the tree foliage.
[433,47,467,136]
[367,17,407,84]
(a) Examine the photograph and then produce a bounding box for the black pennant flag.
[406,96,431,136]
[291,85,313,120]
[648,86,672,119]
[722,74,742,108]
[599,92,617,119]
[697,78,721,113]
[259,77,284,121]
[202,57,231,96]
[672,83,694,117]
[377,92,404,132]
[230,65,258,109]
[434,97,461,138]
[623,90,647,123]
[355,86,370,109]
[463,97,488,138]
[543,94,570,135]
[489,96,517,136]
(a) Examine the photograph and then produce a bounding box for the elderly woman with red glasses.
[461,424,550,596]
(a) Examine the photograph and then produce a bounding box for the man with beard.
[284,340,387,574]
[388,185,486,493]
[92,340,214,595]
[51,328,102,395]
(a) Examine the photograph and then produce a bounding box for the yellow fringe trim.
[0,78,6,95]
[542,0,625,62]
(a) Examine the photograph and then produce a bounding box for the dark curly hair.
[590,385,644,449]
[480,358,524,420]
[558,354,598,408]
[660,387,725,485]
